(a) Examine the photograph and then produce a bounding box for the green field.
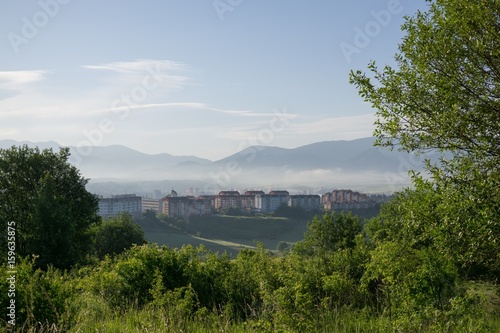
[141,205,385,255]
[143,214,310,256]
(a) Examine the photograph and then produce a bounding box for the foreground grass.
[4,280,500,332]
[10,304,499,333]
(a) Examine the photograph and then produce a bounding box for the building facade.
[288,194,321,212]
[255,191,290,213]
[215,191,241,210]
[161,195,212,217]
[321,189,371,210]
[142,198,161,212]
[98,194,142,219]
[240,191,265,212]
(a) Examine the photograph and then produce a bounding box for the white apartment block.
[98,194,142,219]
[255,191,289,213]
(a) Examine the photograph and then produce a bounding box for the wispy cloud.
[83,58,191,94]
[86,102,296,119]
[208,106,297,118]
[0,70,49,89]
[83,59,187,73]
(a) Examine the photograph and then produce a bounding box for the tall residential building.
[142,198,161,212]
[215,191,241,210]
[322,189,372,210]
[240,191,265,212]
[161,194,213,217]
[288,195,321,212]
[98,194,142,219]
[162,196,191,217]
[255,191,289,213]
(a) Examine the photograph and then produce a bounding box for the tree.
[294,212,361,256]
[350,0,500,276]
[350,0,499,164]
[94,213,146,258]
[0,146,100,269]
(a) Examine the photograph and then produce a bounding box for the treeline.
[1,209,499,332]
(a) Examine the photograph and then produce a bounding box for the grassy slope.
[142,207,380,255]
[143,214,311,255]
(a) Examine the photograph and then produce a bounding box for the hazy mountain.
[0,140,210,180]
[214,137,379,170]
[0,138,436,193]
[0,140,61,151]
[206,137,434,191]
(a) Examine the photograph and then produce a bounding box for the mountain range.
[0,138,437,193]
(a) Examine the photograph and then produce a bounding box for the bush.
[0,257,75,330]
[93,213,146,259]
[361,241,458,315]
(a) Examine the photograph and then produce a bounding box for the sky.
[0,0,429,160]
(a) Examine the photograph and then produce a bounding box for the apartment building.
[240,191,265,212]
[98,194,142,219]
[322,189,371,210]
[288,195,321,212]
[142,198,161,212]
[255,191,289,213]
[215,191,241,210]
[161,195,212,217]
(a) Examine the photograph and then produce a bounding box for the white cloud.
[0,70,49,89]
[84,102,295,119]
[83,59,192,98]
[83,59,187,73]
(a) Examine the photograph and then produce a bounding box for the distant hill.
[0,140,211,180]
[207,137,436,191]
[215,137,384,170]
[0,138,438,192]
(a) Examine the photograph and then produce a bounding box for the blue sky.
[0,0,428,160]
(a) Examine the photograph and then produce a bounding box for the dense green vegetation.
[0,146,100,270]
[350,0,500,280]
[1,0,500,331]
[93,213,147,259]
[1,210,499,332]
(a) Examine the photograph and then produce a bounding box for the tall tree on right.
[350,0,500,277]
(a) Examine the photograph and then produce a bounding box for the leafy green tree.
[361,240,458,317]
[94,213,146,259]
[350,0,499,164]
[294,212,361,256]
[31,174,77,268]
[0,146,100,269]
[350,0,500,276]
